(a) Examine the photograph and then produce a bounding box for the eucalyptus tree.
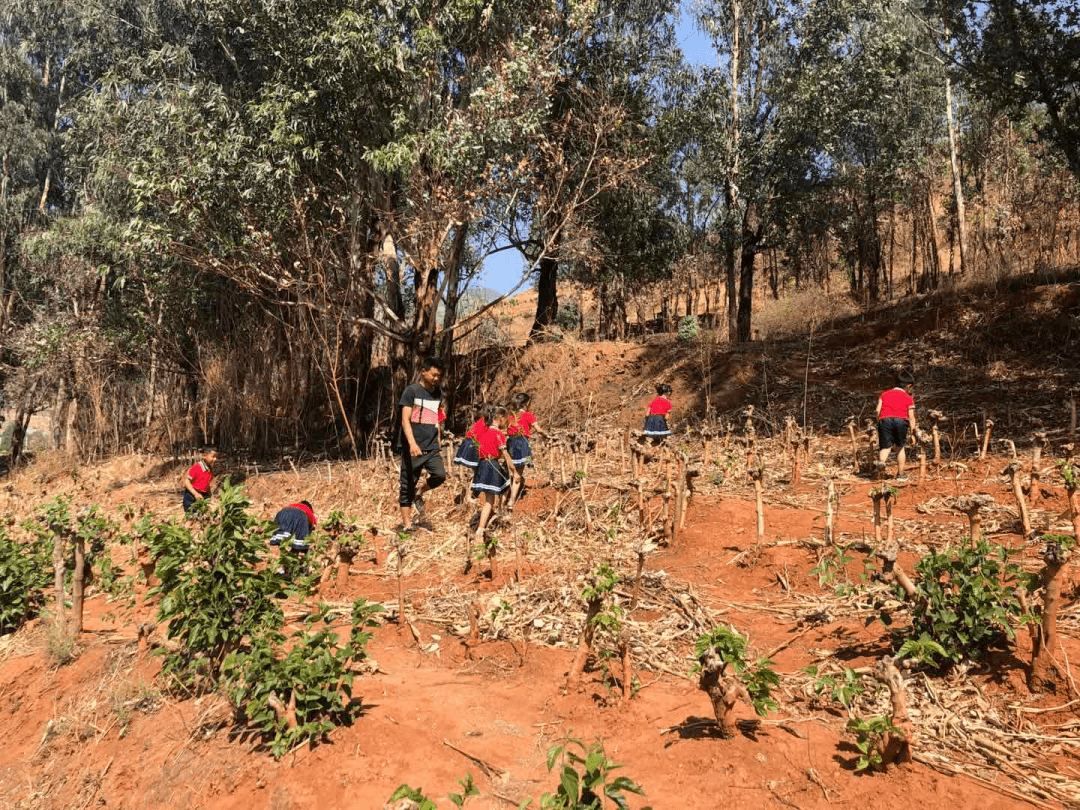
[786,0,946,299]
[4,0,661,453]
[54,0,579,450]
[691,0,829,341]
[940,0,1080,181]
[504,0,682,340]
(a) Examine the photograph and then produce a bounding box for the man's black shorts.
[877,417,909,450]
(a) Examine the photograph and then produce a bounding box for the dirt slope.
[2,278,1079,809]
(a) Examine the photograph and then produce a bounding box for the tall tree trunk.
[725,0,742,342]
[440,226,467,360]
[943,26,968,276]
[382,229,410,444]
[724,245,738,340]
[736,229,757,343]
[530,248,560,340]
[0,151,9,335]
[144,298,164,430]
[924,187,943,288]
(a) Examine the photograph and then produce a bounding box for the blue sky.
[475,5,714,295]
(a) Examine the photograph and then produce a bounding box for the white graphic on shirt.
[410,398,441,425]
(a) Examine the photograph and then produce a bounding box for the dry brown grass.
[754,285,859,341]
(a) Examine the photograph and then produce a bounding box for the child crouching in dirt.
[467,406,520,572]
[876,370,917,480]
[270,500,317,553]
[643,383,673,442]
[182,446,217,513]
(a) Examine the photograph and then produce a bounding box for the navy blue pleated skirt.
[272,507,312,551]
[507,434,532,467]
[454,438,479,467]
[471,458,510,494]
[643,414,670,436]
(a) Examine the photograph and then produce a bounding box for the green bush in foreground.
[149,480,383,757]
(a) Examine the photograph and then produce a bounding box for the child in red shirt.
[506,392,547,509]
[468,406,520,572]
[182,447,217,513]
[453,405,486,470]
[271,501,318,552]
[876,371,917,479]
[643,383,673,440]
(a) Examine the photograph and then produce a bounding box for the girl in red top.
[453,404,486,470]
[182,447,217,513]
[271,501,318,552]
[876,371,917,479]
[506,392,547,509]
[468,406,520,571]
[643,383,673,440]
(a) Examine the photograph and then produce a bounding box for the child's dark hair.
[655,383,672,396]
[484,404,508,424]
[420,356,445,373]
[300,500,313,510]
[511,392,531,410]
[896,370,914,387]
[200,445,217,455]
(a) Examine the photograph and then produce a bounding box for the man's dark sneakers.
[413,493,426,518]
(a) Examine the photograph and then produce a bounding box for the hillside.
[0,279,1078,809]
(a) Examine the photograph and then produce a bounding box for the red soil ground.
[0,446,1074,809]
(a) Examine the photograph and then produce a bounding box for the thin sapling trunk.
[1004,461,1032,538]
[980,418,993,460]
[71,534,86,635]
[567,596,603,686]
[393,537,407,625]
[750,467,765,543]
[267,691,299,731]
[1030,534,1072,692]
[870,489,885,547]
[875,656,914,766]
[619,630,633,703]
[846,417,859,472]
[929,410,945,465]
[698,649,752,739]
[1029,434,1046,505]
[876,547,918,600]
[956,494,994,546]
[52,524,66,628]
[487,535,498,581]
[824,479,836,546]
[578,474,592,531]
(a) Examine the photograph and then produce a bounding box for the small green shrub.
[0,526,51,634]
[149,480,384,757]
[803,665,865,708]
[386,739,651,810]
[889,540,1034,666]
[694,627,779,716]
[555,301,581,332]
[530,736,652,809]
[221,599,383,757]
[150,482,288,691]
[846,715,902,772]
[387,774,479,808]
[677,314,699,343]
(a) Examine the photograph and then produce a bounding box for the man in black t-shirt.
[397,356,447,530]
